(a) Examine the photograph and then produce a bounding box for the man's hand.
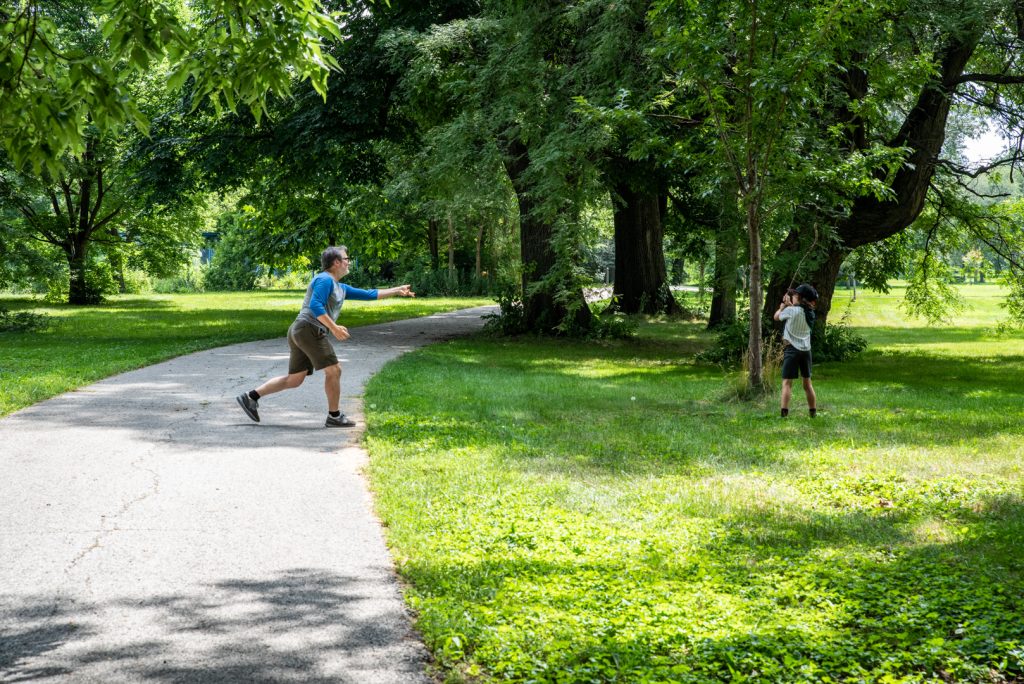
[331,325,350,341]
[395,284,415,298]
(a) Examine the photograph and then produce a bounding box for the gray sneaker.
[325,414,356,428]
[236,393,260,422]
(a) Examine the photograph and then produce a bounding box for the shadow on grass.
[401,495,1024,682]
[0,569,426,683]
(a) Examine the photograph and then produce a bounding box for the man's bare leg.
[255,371,308,398]
[323,363,341,413]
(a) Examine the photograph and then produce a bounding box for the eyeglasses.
[340,257,352,262]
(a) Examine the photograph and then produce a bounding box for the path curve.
[0,305,495,683]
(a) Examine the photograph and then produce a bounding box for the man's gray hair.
[320,245,348,271]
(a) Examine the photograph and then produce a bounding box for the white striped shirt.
[779,305,812,351]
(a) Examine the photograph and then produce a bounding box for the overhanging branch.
[955,72,1024,85]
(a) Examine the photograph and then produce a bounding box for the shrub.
[483,282,526,335]
[153,262,206,293]
[204,237,259,291]
[816,311,868,362]
[0,307,50,333]
[121,269,153,294]
[402,266,494,297]
[698,309,867,366]
[256,269,310,290]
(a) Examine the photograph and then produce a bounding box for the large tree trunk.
[502,138,591,334]
[67,241,92,305]
[765,31,980,325]
[709,221,741,328]
[607,185,681,315]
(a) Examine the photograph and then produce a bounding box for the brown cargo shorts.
[287,319,338,375]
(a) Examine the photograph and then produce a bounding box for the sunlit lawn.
[0,292,493,417]
[365,283,1024,683]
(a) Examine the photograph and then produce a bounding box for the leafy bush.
[816,313,868,362]
[697,314,763,365]
[204,233,259,291]
[120,269,153,295]
[402,265,493,297]
[589,310,639,339]
[0,307,50,333]
[255,269,310,290]
[153,262,205,293]
[483,282,526,335]
[698,310,868,365]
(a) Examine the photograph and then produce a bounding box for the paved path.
[0,306,495,683]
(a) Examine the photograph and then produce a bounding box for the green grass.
[0,292,493,417]
[365,283,1024,683]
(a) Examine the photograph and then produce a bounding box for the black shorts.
[781,345,812,379]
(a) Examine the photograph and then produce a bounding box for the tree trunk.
[709,221,740,328]
[607,184,680,315]
[67,242,91,305]
[476,223,486,278]
[501,138,591,334]
[746,197,764,390]
[427,218,440,270]
[108,229,127,293]
[447,213,456,275]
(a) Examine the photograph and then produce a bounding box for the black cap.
[795,283,818,302]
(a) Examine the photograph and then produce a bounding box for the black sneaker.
[325,414,356,428]
[236,393,260,423]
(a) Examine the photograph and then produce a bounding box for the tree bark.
[501,138,591,333]
[607,184,680,315]
[67,239,92,305]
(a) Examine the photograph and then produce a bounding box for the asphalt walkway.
[0,305,495,683]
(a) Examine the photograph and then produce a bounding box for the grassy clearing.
[0,292,492,417]
[365,283,1024,683]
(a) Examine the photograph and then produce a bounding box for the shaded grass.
[0,292,493,417]
[365,284,1024,683]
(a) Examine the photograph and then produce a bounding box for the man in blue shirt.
[236,246,414,427]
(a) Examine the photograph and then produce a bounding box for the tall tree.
[652,0,862,389]
[763,0,1024,327]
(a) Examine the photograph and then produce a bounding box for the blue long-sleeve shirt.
[295,272,378,329]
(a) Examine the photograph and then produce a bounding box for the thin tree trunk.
[427,218,440,270]
[447,213,455,275]
[476,224,485,278]
[747,197,763,390]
